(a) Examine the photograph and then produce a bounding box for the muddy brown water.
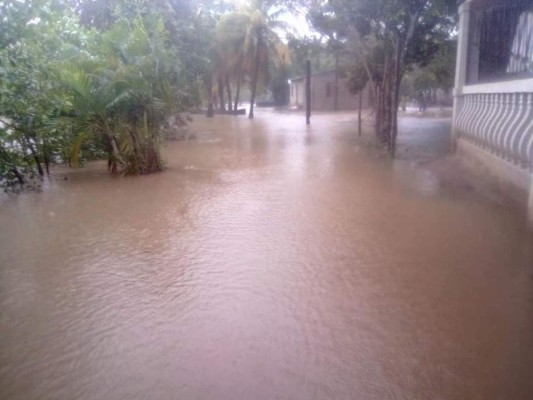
[1,111,532,400]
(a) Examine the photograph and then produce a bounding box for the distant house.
[452,0,533,227]
[289,70,371,112]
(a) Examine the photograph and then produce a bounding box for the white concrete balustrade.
[455,93,533,170]
[452,0,533,229]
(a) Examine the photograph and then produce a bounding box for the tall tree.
[216,12,252,112]
[241,0,291,119]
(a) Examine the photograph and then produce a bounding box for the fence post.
[306,60,311,125]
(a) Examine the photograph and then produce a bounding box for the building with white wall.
[289,70,371,112]
[452,0,533,227]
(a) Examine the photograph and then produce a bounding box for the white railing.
[454,92,533,170]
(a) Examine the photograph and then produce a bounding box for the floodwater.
[1,110,532,400]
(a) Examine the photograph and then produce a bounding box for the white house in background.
[452,0,533,228]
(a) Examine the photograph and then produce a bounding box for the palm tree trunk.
[225,74,233,113]
[390,40,402,157]
[249,30,262,119]
[218,76,226,112]
[234,64,242,111]
[106,133,125,172]
[234,79,241,112]
[206,81,214,117]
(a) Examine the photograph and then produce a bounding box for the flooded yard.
[1,110,532,399]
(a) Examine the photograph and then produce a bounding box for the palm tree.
[59,16,180,174]
[215,12,251,113]
[241,2,291,119]
[213,1,291,119]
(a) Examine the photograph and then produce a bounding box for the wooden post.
[334,51,339,111]
[358,91,362,136]
[306,60,311,125]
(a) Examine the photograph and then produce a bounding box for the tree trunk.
[233,60,242,111]
[16,138,33,169]
[249,30,262,119]
[374,54,395,146]
[376,84,387,143]
[23,135,44,176]
[218,76,226,112]
[234,77,241,112]
[12,167,25,185]
[385,62,394,147]
[42,139,50,175]
[43,151,50,176]
[107,133,124,172]
[352,31,376,104]
[390,40,402,156]
[225,74,233,113]
[213,93,219,110]
[386,10,422,156]
[206,82,214,117]
[33,152,44,176]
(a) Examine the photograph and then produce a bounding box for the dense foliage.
[0,0,217,188]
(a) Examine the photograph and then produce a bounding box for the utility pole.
[334,50,339,111]
[358,91,362,136]
[306,60,311,125]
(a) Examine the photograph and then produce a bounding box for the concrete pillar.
[454,1,472,93]
[527,174,533,232]
[452,0,473,150]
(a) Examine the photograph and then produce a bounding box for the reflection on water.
[1,110,532,400]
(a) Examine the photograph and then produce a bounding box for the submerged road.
[1,110,532,399]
